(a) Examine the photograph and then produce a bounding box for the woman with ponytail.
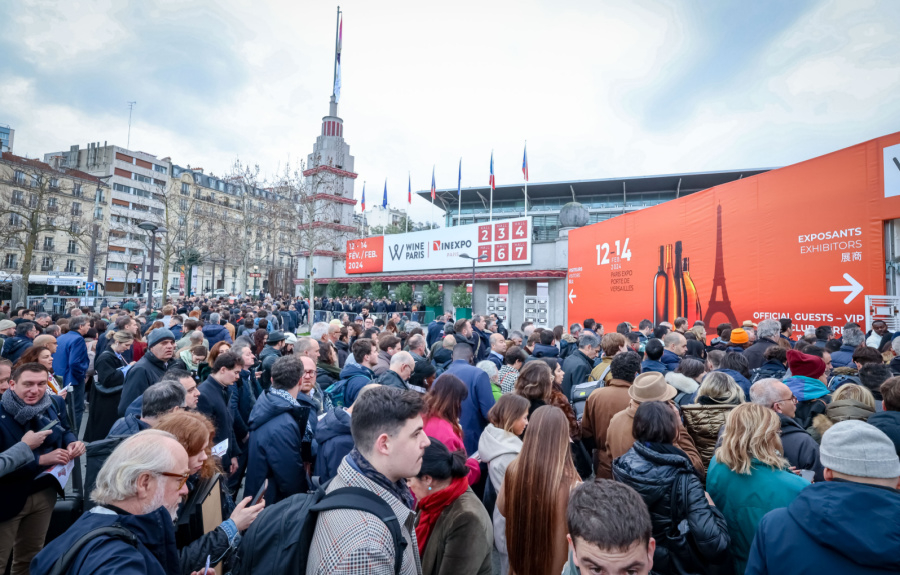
[408,437,493,575]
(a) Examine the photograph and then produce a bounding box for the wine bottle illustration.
[674,241,684,320]
[665,244,677,324]
[683,257,702,325]
[653,245,668,326]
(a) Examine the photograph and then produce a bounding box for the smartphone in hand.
[39,420,59,432]
[253,479,268,505]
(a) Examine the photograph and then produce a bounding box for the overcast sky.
[2,0,899,224]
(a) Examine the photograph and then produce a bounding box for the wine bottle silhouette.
[653,245,668,326]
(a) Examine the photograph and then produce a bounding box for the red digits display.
[478,225,492,243]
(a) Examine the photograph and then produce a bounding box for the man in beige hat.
[605,371,707,480]
[0,320,16,349]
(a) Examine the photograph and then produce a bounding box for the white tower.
[299,6,359,287]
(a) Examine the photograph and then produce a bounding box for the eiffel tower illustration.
[703,203,738,327]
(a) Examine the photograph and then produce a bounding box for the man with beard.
[31,430,212,575]
[118,329,176,417]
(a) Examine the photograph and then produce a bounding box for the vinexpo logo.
[431,240,471,251]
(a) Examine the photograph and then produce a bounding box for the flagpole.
[457,158,462,228]
[406,171,410,234]
[524,140,528,218]
[489,150,494,223]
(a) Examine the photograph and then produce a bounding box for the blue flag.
[383,180,388,209]
[458,158,462,196]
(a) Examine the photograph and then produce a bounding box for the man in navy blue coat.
[0,363,84,573]
[245,355,314,504]
[446,343,496,454]
[196,351,243,475]
[52,315,90,429]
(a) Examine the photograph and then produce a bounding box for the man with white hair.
[744,318,781,370]
[375,351,415,391]
[407,334,427,362]
[201,312,232,347]
[30,430,212,575]
[750,378,824,481]
[309,322,330,343]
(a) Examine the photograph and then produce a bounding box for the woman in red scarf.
[408,438,493,575]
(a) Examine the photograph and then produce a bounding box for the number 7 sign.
[512,241,527,261]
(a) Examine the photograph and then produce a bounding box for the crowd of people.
[0,297,898,574]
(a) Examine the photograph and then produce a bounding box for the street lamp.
[458,253,489,315]
[137,221,166,312]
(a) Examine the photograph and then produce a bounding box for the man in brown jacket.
[606,371,707,482]
[582,351,641,478]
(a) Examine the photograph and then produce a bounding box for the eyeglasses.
[158,470,191,490]
[303,369,317,377]
[773,394,798,407]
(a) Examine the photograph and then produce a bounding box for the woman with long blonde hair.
[497,405,580,575]
[707,403,810,574]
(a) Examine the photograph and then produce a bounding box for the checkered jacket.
[306,458,422,575]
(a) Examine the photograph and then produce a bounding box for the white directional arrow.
[830,273,863,304]
[568,289,577,304]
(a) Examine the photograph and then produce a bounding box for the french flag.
[522,143,528,181]
[361,183,365,211]
[409,173,412,204]
[489,151,495,191]
[431,167,436,201]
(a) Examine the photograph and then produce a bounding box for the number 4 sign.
[512,220,528,239]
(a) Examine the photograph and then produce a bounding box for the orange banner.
[568,132,900,336]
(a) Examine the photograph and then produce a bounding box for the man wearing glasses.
[750,378,825,481]
[197,352,245,476]
[32,430,213,575]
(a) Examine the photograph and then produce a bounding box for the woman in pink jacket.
[422,373,481,485]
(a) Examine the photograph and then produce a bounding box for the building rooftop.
[1,152,108,186]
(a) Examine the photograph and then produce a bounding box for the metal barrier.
[26,295,131,315]
[305,310,434,327]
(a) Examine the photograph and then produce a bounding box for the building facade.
[0,125,13,154]
[0,152,109,301]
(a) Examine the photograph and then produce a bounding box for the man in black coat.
[869,376,900,456]
[744,318,781,370]
[471,315,492,363]
[196,351,244,475]
[561,332,600,398]
[117,328,175,417]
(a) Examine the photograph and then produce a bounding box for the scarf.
[415,475,468,554]
[783,375,830,402]
[348,448,416,511]
[2,388,53,425]
[179,348,198,371]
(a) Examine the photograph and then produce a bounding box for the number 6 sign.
[494,243,509,262]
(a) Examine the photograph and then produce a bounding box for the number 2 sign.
[479,225,492,243]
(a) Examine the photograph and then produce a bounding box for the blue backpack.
[324,375,368,410]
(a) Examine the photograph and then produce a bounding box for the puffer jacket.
[682,403,737,470]
[612,442,730,573]
[808,399,874,443]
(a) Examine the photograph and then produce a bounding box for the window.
[14,170,25,184]
[41,256,53,271]
[95,188,104,202]
[94,207,103,219]
[131,173,151,184]
[11,190,24,206]
[73,183,83,197]
[8,213,21,226]
[28,193,37,208]
[50,178,59,189]
[181,182,190,195]
[67,239,79,254]
[43,237,54,251]
[180,199,188,211]
[154,164,167,173]
[65,259,76,273]
[30,174,40,187]
[108,261,126,270]
[71,202,81,216]
[47,197,58,212]
[4,254,17,269]
[70,222,80,234]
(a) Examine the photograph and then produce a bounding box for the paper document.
[211,439,228,458]
[39,459,75,489]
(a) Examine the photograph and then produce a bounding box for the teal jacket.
[707,456,809,574]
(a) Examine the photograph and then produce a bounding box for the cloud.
[1,0,898,224]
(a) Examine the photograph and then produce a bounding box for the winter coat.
[245,390,312,504]
[446,359,496,454]
[641,359,668,375]
[530,343,559,360]
[561,350,593,399]
[487,352,503,370]
[314,406,354,482]
[473,327,492,363]
[746,481,900,575]
[86,349,130,442]
[707,456,809,574]
[196,376,239,463]
[589,355,614,383]
[423,416,481,485]
[783,375,831,429]
[867,410,900,456]
[30,506,180,575]
[830,344,857,369]
[752,359,786,382]
[0,393,77,522]
[606,404,707,483]
[108,413,151,437]
[743,338,778,371]
[660,349,682,372]
[340,362,375,406]
[665,372,699,407]
[53,331,89,389]
[334,339,350,368]
[257,345,282,390]
[714,368,752,397]
[612,442,730,573]
[426,321,446,349]
[201,323,233,347]
[374,350,392,377]
[778,414,824,482]
[1,335,32,364]
[808,399,874,443]
[306,457,421,575]
[118,352,170,417]
[581,378,633,478]
[478,424,521,575]
[682,403,737,470]
[230,372,255,443]
[376,369,410,391]
[420,488,493,575]
[0,441,33,479]
[316,363,340,393]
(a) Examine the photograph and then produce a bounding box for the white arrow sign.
[568,289,577,304]
[830,273,863,304]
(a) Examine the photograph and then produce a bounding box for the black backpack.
[232,484,406,575]
[47,523,137,575]
[83,436,131,512]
